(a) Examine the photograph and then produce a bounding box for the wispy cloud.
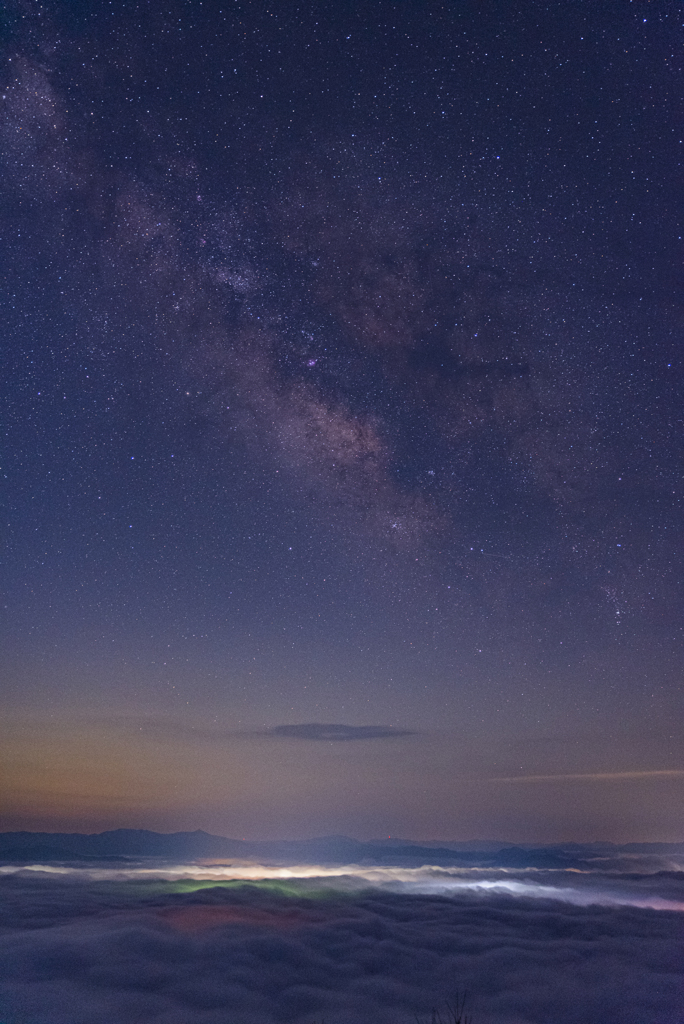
[268,723,415,741]
[489,769,684,783]
[60,717,416,744]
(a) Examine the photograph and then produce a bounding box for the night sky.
[2,0,683,842]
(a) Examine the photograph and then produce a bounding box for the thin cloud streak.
[65,718,416,743]
[489,770,684,783]
[268,724,416,741]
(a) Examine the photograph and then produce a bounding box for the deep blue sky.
[1,0,682,840]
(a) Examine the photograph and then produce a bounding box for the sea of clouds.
[1,861,683,1024]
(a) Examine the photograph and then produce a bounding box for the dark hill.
[2,831,681,868]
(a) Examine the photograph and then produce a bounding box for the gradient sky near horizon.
[1,0,683,842]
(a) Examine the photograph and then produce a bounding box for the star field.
[1,0,682,842]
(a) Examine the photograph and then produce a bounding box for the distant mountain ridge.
[1,829,683,868]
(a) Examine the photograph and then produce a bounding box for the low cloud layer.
[1,866,682,1024]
